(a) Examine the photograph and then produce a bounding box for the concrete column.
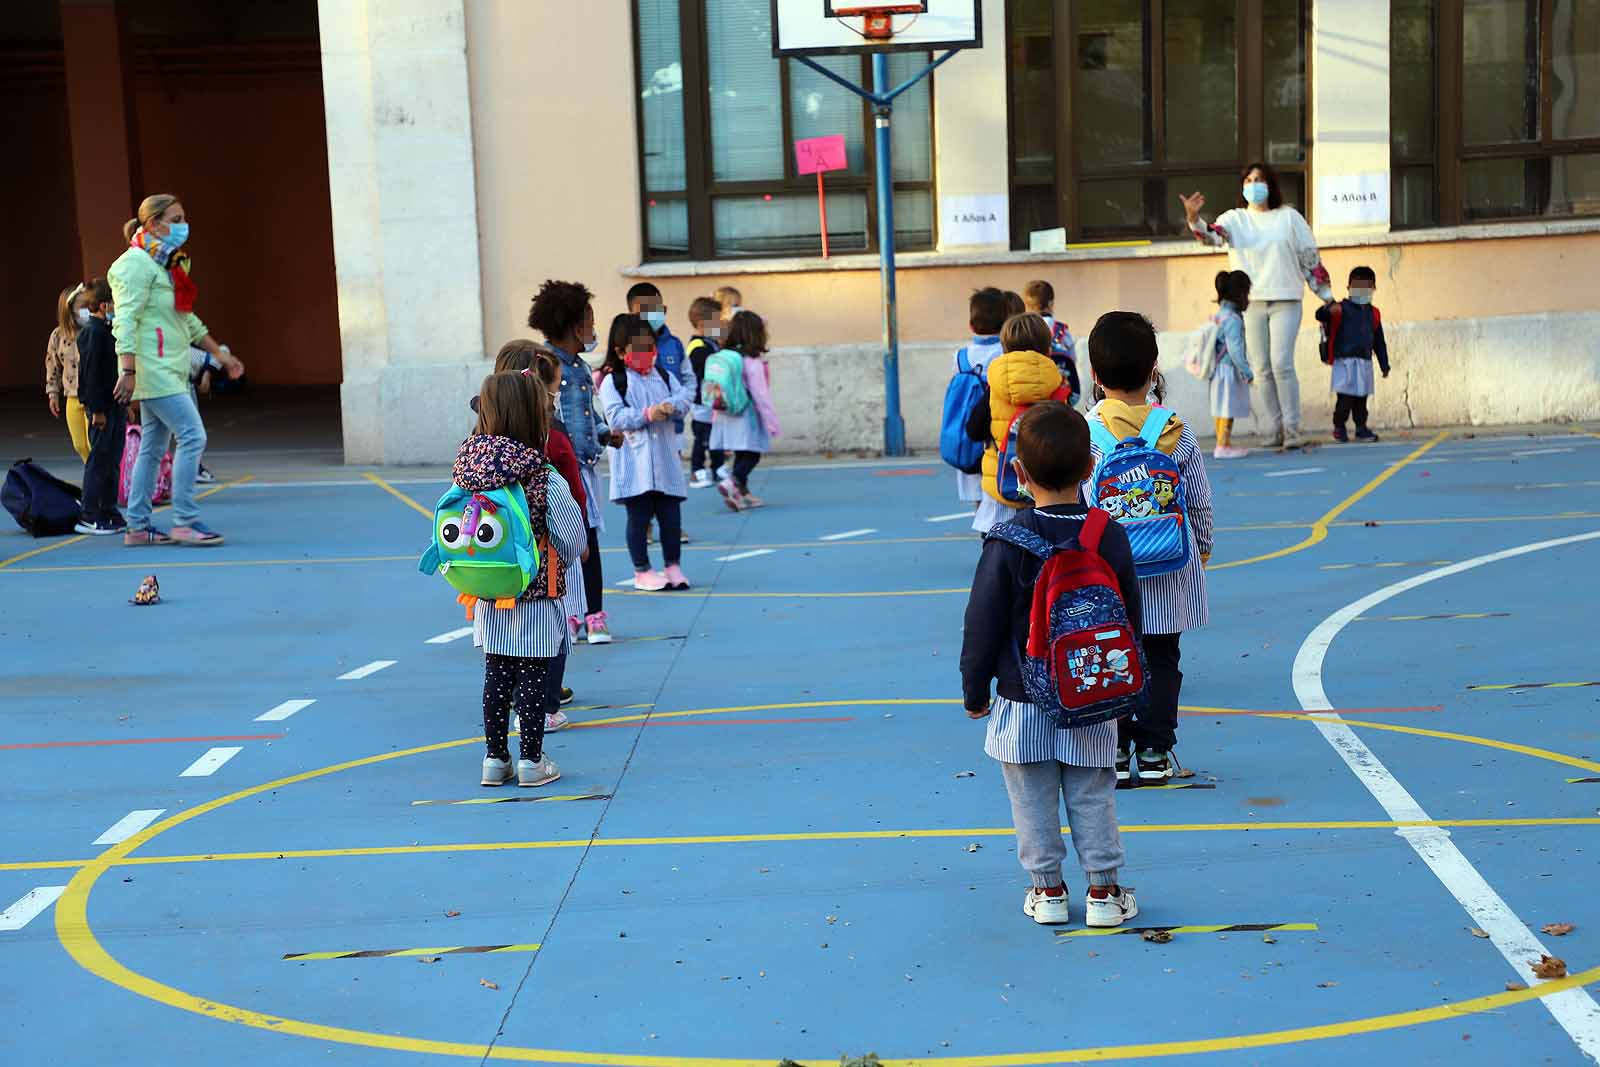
[1310,0,1392,237]
[60,0,141,279]
[318,0,486,464]
[932,0,1010,251]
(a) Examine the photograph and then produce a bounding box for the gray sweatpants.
[1000,761,1123,889]
[1243,298,1305,439]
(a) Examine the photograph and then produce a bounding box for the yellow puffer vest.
[981,350,1066,505]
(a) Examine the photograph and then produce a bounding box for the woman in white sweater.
[1180,163,1333,450]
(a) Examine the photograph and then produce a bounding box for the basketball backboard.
[771,0,981,57]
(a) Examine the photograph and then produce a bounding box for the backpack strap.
[1138,407,1174,447]
[1087,416,1119,457]
[956,346,971,375]
[1078,507,1110,555]
[985,520,1053,561]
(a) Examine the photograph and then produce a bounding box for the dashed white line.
[338,660,396,681]
[1263,466,1325,478]
[0,887,66,931]
[818,528,878,541]
[925,512,975,523]
[715,549,777,562]
[255,699,316,722]
[425,627,475,645]
[93,809,166,846]
[1511,447,1576,458]
[179,746,242,778]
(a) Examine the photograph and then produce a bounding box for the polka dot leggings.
[482,653,551,762]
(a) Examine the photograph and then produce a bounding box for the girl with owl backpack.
[432,371,587,789]
[1082,312,1215,788]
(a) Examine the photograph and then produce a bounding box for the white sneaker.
[715,463,732,481]
[1023,887,1072,925]
[481,757,514,787]
[545,710,569,732]
[1084,888,1139,928]
[690,470,713,489]
[518,756,561,787]
[1212,445,1250,460]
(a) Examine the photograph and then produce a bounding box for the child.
[1317,266,1390,443]
[1083,312,1214,785]
[971,313,1067,535]
[74,278,126,535]
[953,287,1009,509]
[1023,279,1082,405]
[709,310,781,510]
[46,283,92,463]
[627,282,696,435]
[709,286,744,482]
[685,296,725,489]
[961,401,1142,928]
[529,279,614,644]
[598,314,694,590]
[1210,270,1255,459]
[1002,290,1026,320]
[456,371,586,788]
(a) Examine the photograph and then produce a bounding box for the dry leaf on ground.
[444,910,461,918]
[1141,930,1173,944]
[1531,955,1568,979]
[1469,927,1489,938]
[1173,768,1196,779]
[418,956,442,964]
[966,843,981,853]
[1505,981,1528,991]
[1541,922,1575,936]
[479,979,499,990]
[1317,981,1339,989]
[1262,934,1277,944]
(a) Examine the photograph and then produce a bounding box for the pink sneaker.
[567,614,584,640]
[584,612,612,645]
[717,478,744,512]
[632,569,668,592]
[1212,445,1250,460]
[663,564,691,590]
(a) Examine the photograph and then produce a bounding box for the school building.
[11,0,1598,462]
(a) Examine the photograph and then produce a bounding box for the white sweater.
[1190,206,1333,303]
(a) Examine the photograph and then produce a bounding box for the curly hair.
[527,279,594,341]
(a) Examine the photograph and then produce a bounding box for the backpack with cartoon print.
[1087,408,1192,578]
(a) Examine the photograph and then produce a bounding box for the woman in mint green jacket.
[109,194,243,546]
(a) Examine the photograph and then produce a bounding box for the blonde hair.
[56,284,82,337]
[711,285,742,310]
[124,194,180,243]
[1000,312,1052,355]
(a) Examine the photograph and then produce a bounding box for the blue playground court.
[4,426,1600,1066]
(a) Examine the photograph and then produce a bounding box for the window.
[633,0,936,260]
[1005,0,1309,247]
[1393,0,1600,228]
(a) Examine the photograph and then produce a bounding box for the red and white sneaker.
[1023,886,1071,925]
[1084,887,1139,928]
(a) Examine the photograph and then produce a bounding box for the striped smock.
[473,477,587,658]
[985,696,1118,767]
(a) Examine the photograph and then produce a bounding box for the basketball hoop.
[824,2,926,42]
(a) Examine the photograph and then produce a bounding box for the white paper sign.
[1317,172,1388,227]
[941,194,1009,247]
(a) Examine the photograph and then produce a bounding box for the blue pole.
[871,53,906,457]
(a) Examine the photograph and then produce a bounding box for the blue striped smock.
[473,476,587,658]
[984,695,1117,767]
[1085,412,1214,635]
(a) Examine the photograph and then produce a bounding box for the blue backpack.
[994,381,1073,503]
[939,347,987,474]
[1088,408,1192,578]
[985,510,1148,729]
[418,483,540,615]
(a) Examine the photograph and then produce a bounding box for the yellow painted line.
[363,472,433,519]
[1069,238,1153,249]
[284,943,541,961]
[1357,612,1509,622]
[0,533,89,569]
[1331,718,1600,774]
[1056,922,1319,939]
[1210,431,1448,571]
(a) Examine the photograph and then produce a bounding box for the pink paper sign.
[794,134,848,176]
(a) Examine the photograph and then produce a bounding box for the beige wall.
[466,0,642,353]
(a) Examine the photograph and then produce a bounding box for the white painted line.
[925,511,975,523]
[179,746,243,778]
[1511,447,1576,458]
[93,809,166,846]
[818,528,877,541]
[338,660,396,681]
[1293,528,1600,1059]
[714,549,777,562]
[425,627,475,645]
[1263,466,1325,478]
[0,887,67,931]
[255,699,316,722]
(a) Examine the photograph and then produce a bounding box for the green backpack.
[418,484,538,615]
[702,349,750,415]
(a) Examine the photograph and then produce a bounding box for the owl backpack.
[418,484,542,617]
[1087,407,1192,578]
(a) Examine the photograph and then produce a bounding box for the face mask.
[624,348,657,374]
[642,310,666,331]
[704,325,722,341]
[1348,288,1373,305]
[162,221,190,250]
[581,338,598,353]
[106,311,115,326]
[726,306,743,318]
[76,308,92,327]
[1242,182,1270,206]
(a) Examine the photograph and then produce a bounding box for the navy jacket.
[76,316,118,416]
[961,504,1143,710]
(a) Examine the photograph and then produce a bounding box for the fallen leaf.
[826,915,838,924]
[1141,930,1173,944]
[444,910,461,918]
[1262,934,1277,944]
[1469,927,1489,938]
[954,771,976,779]
[1173,768,1196,779]
[480,979,499,990]
[1531,955,1568,979]
[1505,981,1528,991]
[1541,922,1575,936]
[1317,981,1338,989]
[418,956,442,964]
[966,843,982,853]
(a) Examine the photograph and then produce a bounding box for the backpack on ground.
[985,510,1149,729]
[1088,408,1192,577]
[702,349,750,415]
[1183,319,1222,380]
[3,459,82,537]
[419,483,542,614]
[940,347,988,474]
[118,423,172,507]
[994,381,1072,503]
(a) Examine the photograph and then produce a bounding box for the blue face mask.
[161,221,190,252]
[643,310,666,332]
[1348,288,1374,305]
[1242,182,1270,206]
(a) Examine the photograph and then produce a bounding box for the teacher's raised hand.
[1178,191,1207,223]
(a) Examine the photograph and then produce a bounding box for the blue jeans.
[127,391,207,529]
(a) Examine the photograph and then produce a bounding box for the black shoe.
[1136,749,1174,784]
[1332,427,1349,443]
[1354,427,1380,442]
[559,687,574,706]
[73,518,124,536]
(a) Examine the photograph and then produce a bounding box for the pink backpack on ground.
[118,423,173,507]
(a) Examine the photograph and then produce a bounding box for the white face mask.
[1348,288,1374,305]
[75,308,92,327]
[725,306,743,318]
[581,338,598,353]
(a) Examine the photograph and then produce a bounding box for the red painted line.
[1179,706,1443,717]
[0,733,285,752]
[572,716,855,730]
[872,468,936,477]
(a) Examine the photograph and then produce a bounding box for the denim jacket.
[551,343,607,466]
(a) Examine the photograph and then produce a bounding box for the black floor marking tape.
[411,794,611,807]
[283,943,541,961]
[604,634,690,644]
[1468,681,1599,691]
[1357,612,1511,622]
[1056,923,1317,939]
[1567,777,1600,784]
[1118,782,1216,791]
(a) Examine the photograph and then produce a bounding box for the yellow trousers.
[1214,416,1234,449]
[64,396,90,462]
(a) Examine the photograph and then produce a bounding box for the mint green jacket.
[108,246,209,401]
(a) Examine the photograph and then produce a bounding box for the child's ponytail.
[1214,269,1251,311]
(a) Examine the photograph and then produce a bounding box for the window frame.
[1395,0,1600,228]
[632,0,938,262]
[1004,0,1312,247]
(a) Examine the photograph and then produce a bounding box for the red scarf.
[130,230,199,313]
